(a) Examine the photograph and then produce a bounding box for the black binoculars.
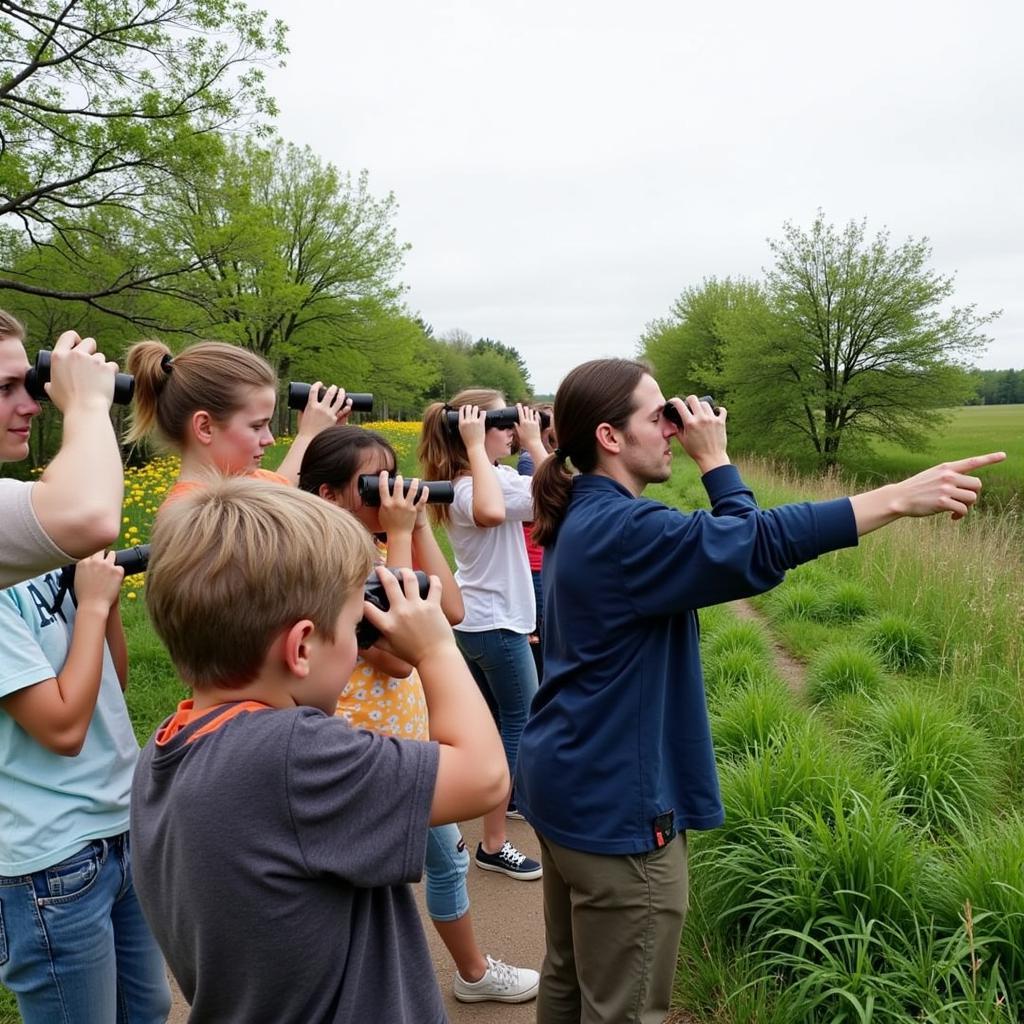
[357,475,454,506]
[52,543,149,612]
[445,406,551,432]
[663,395,718,428]
[356,568,430,648]
[287,382,373,413]
[25,349,135,405]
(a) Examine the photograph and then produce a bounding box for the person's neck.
[177,449,225,483]
[191,677,294,712]
[590,463,644,498]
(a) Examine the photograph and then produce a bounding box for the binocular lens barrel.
[356,568,430,648]
[58,543,151,594]
[287,382,373,413]
[25,350,135,405]
[444,407,551,432]
[357,475,454,506]
[663,395,718,428]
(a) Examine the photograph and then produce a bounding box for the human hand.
[45,331,117,413]
[514,404,542,447]
[668,396,730,475]
[889,452,1007,520]
[457,405,487,450]
[296,382,353,438]
[361,568,455,665]
[377,472,428,537]
[73,551,124,614]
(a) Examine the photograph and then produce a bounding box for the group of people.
[0,310,1004,1024]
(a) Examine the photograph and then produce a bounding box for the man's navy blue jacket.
[515,465,857,855]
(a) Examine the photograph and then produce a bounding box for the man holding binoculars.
[0,313,124,587]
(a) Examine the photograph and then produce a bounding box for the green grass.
[836,403,1024,512]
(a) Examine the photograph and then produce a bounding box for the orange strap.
[156,699,272,747]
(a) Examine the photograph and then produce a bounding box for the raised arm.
[276,383,353,486]
[458,405,505,527]
[30,332,123,558]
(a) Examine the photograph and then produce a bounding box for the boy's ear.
[281,620,316,677]
[190,410,215,447]
[594,422,622,456]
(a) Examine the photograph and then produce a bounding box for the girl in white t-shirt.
[419,390,550,881]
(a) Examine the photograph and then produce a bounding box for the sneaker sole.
[454,979,540,1003]
[505,811,526,820]
[474,858,543,881]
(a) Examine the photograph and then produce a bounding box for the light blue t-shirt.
[0,568,139,875]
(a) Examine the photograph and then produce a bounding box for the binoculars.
[356,568,430,648]
[26,349,135,405]
[663,395,718,428]
[357,475,454,506]
[445,406,551,432]
[288,382,373,413]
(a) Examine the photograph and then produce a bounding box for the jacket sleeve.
[621,466,857,615]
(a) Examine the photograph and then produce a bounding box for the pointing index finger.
[948,452,1007,473]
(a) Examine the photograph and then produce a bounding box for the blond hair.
[146,477,375,689]
[124,339,276,447]
[0,309,26,344]
[418,388,504,524]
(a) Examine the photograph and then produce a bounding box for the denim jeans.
[455,628,539,778]
[424,823,470,922]
[0,833,171,1024]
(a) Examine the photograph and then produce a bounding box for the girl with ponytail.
[125,339,351,501]
[418,389,548,881]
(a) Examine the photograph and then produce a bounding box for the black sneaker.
[474,841,542,880]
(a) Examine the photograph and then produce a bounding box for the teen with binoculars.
[0,313,125,587]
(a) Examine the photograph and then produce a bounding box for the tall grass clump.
[930,815,1024,1007]
[848,690,1002,835]
[711,676,804,762]
[820,580,874,623]
[859,612,938,674]
[805,641,886,705]
[702,620,775,707]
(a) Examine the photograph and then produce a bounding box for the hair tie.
[554,448,567,462]
[160,353,174,374]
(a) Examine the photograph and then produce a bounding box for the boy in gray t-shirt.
[131,478,511,1024]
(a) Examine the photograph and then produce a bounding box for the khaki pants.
[536,832,689,1024]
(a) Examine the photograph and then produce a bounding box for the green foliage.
[859,613,938,674]
[0,0,287,301]
[765,580,828,620]
[422,329,532,401]
[675,213,998,467]
[805,642,887,704]
[638,276,766,402]
[711,676,803,762]
[848,690,1001,835]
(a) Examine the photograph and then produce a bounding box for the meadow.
[2,413,1020,1023]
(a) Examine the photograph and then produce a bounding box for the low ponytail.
[531,358,650,546]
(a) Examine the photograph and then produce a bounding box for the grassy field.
[833,404,1023,511]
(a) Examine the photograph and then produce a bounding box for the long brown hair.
[533,359,649,546]
[297,425,397,500]
[418,388,504,524]
[124,339,276,448]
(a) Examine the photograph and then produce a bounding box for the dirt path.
[729,597,807,696]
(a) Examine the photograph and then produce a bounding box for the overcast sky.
[257,0,1022,393]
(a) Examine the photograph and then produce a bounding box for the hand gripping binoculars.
[25,349,135,405]
[357,475,454,506]
[663,395,719,428]
[287,382,373,413]
[356,568,430,648]
[444,406,551,432]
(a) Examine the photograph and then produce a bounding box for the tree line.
[0,0,532,467]
[639,213,1005,468]
[965,368,1024,406]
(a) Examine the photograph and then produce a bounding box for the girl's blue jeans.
[0,833,171,1024]
[425,823,470,922]
[454,628,539,778]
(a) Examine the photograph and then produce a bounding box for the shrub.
[860,613,938,674]
[805,642,886,705]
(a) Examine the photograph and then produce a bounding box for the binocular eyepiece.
[356,568,430,648]
[663,395,718,428]
[357,475,454,506]
[444,407,551,432]
[26,349,135,405]
[288,382,373,413]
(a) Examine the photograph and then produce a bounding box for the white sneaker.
[453,955,540,1003]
